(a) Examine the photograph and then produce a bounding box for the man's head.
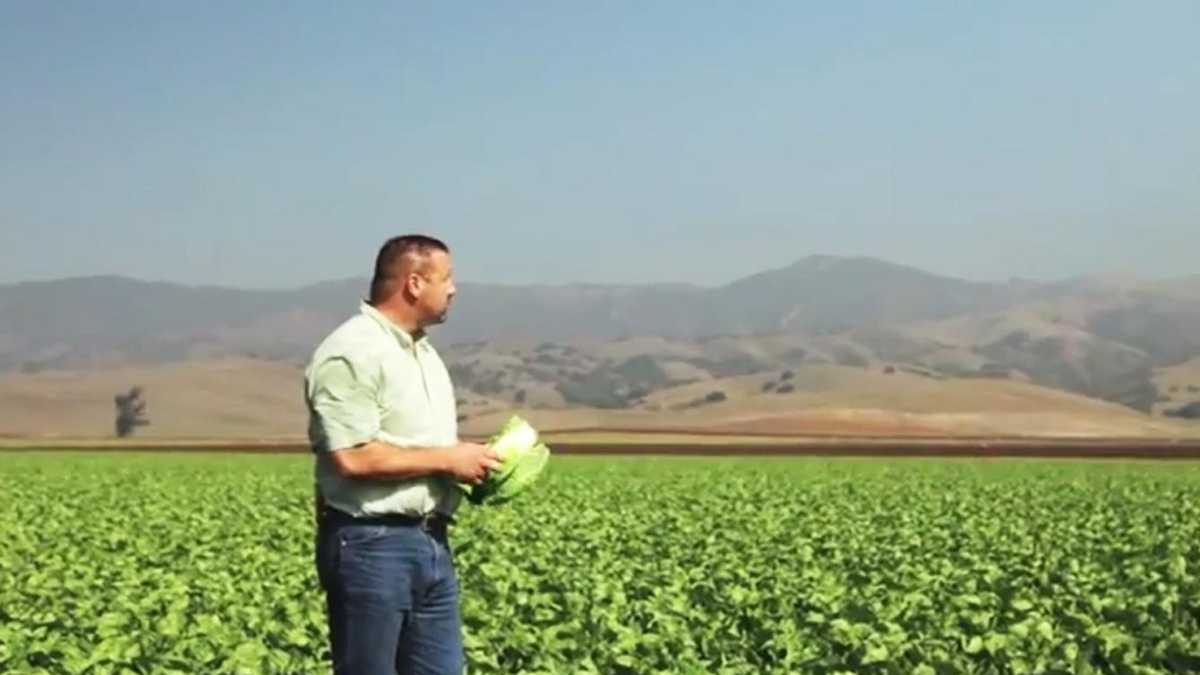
[369,234,457,329]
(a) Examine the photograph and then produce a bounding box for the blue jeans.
[316,511,464,675]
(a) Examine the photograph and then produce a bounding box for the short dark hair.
[370,234,449,303]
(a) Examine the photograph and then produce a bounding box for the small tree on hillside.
[115,386,150,437]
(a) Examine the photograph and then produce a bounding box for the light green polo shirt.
[304,301,461,518]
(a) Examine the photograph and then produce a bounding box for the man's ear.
[406,271,426,296]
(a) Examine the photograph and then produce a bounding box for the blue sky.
[2,1,1197,288]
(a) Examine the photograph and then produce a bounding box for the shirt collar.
[360,301,427,350]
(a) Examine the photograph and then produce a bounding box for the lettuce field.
[2,452,1199,674]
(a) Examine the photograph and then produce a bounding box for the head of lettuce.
[458,415,551,505]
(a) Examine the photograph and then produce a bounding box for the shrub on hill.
[1165,401,1200,420]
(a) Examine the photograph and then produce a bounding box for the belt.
[320,506,455,531]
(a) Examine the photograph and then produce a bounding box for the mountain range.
[4,255,1200,438]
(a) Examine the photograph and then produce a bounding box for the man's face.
[414,250,456,326]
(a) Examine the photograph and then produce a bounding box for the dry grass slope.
[0,358,306,440]
[3,358,1196,444]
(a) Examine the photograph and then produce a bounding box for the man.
[305,234,499,674]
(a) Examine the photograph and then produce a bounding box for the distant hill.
[0,358,303,440]
[3,255,1200,426]
[3,358,1192,441]
[0,255,1025,369]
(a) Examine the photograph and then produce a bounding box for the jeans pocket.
[337,523,391,548]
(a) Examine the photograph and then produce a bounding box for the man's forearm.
[332,441,450,480]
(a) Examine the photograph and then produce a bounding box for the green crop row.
[1,454,1198,673]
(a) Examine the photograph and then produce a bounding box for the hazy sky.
[2,2,1197,289]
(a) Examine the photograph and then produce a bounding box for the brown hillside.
[0,358,305,440]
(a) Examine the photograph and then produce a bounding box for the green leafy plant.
[460,415,551,506]
[1,453,1198,674]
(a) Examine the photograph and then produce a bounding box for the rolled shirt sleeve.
[307,355,381,453]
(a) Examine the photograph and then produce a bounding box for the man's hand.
[443,442,501,484]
